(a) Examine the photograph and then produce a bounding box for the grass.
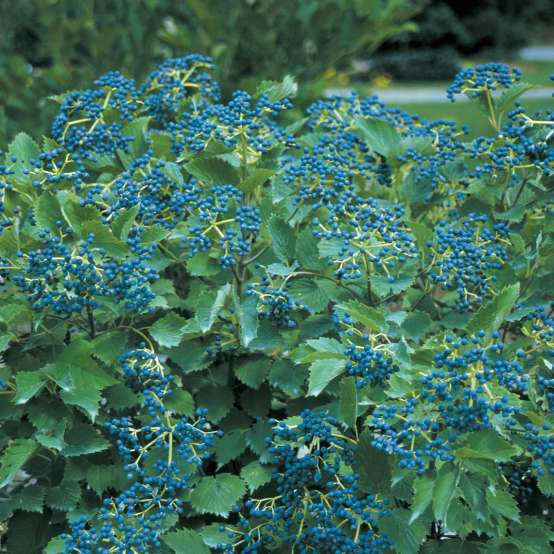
[385,99,552,139]
[349,58,553,138]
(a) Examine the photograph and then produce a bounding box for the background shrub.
[0,0,421,147]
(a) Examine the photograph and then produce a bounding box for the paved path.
[325,87,554,103]
[520,46,554,61]
[328,45,554,104]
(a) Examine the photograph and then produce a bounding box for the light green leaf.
[466,283,520,335]
[150,313,188,347]
[186,157,239,185]
[34,192,64,231]
[14,371,45,404]
[163,528,210,554]
[355,116,401,157]
[239,168,275,194]
[337,299,386,332]
[111,205,140,240]
[189,474,246,517]
[354,429,391,494]
[339,376,357,429]
[81,221,130,257]
[456,429,521,462]
[0,439,37,488]
[164,389,195,417]
[486,489,520,522]
[255,75,297,102]
[289,279,329,313]
[307,358,346,396]
[433,464,460,524]
[240,461,272,492]
[195,284,231,332]
[268,216,295,262]
[409,475,434,523]
[236,295,259,347]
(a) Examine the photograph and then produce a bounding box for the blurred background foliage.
[0,0,552,147]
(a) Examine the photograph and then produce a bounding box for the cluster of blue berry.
[246,271,305,328]
[11,230,158,315]
[63,347,219,553]
[220,410,391,553]
[446,63,522,101]
[428,213,510,310]
[167,89,294,158]
[371,333,527,474]
[313,196,416,281]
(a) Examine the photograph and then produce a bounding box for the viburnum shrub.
[0,55,552,553]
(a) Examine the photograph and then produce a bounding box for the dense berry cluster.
[246,271,305,328]
[12,230,158,314]
[428,213,510,310]
[345,344,397,388]
[221,411,391,553]
[371,334,528,474]
[446,63,522,101]
[313,196,416,281]
[64,348,219,553]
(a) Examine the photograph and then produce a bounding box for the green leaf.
[195,284,231,333]
[234,357,270,389]
[44,537,66,554]
[11,484,46,513]
[355,116,401,157]
[9,132,40,161]
[354,429,391,494]
[215,429,247,467]
[86,464,126,496]
[189,474,246,517]
[456,429,521,462]
[14,371,45,404]
[186,157,239,185]
[379,508,427,554]
[466,283,519,335]
[289,279,329,313]
[339,376,357,429]
[268,359,307,397]
[81,221,130,257]
[239,168,275,194]
[236,295,259,347]
[196,385,234,423]
[62,424,110,457]
[295,227,326,270]
[486,489,520,522]
[0,438,37,487]
[337,300,386,332]
[34,192,64,231]
[268,216,295,262]
[240,461,272,492]
[409,475,434,523]
[46,479,81,511]
[163,528,210,554]
[307,358,346,396]
[165,389,195,418]
[111,205,140,240]
[255,75,297,102]
[496,82,534,115]
[432,464,460,524]
[150,313,188,347]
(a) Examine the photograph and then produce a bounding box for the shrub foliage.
[0,56,552,553]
